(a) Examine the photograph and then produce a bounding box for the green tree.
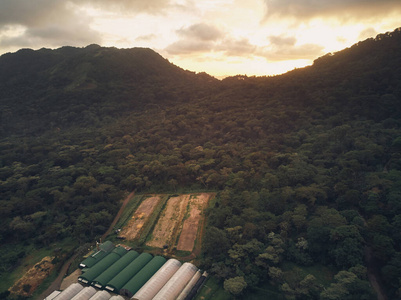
[224,276,247,296]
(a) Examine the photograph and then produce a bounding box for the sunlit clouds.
[0,0,400,77]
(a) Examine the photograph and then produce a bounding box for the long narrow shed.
[176,270,202,300]
[91,250,139,289]
[54,283,83,300]
[152,262,198,300]
[132,258,182,300]
[105,252,153,293]
[79,241,115,269]
[70,286,97,300]
[119,256,166,298]
[79,246,127,284]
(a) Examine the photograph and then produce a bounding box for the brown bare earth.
[177,193,212,251]
[9,256,55,297]
[147,194,191,248]
[119,196,161,240]
[60,269,82,290]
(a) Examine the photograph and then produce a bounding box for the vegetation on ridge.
[1,28,401,299]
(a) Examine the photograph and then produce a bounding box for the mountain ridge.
[1,27,401,299]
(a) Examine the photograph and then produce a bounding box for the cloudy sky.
[0,0,400,77]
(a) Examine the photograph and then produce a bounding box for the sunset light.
[0,0,400,77]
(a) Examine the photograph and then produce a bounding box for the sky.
[0,0,400,78]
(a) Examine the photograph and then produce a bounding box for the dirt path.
[102,191,135,240]
[37,191,135,299]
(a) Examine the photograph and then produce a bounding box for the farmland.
[118,193,213,256]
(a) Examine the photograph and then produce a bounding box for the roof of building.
[119,256,167,298]
[70,286,96,300]
[105,252,153,293]
[79,246,128,284]
[91,250,139,288]
[132,258,182,300]
[152,262,198,300]
[53,283,83,300]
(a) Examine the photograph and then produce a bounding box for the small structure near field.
[80,241,115,269]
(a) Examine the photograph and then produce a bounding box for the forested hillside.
[1,28,401,299]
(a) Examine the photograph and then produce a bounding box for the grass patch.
[114,194,145,229]
[194,276,231,300]
[174,250,192,258]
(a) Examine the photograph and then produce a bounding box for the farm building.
[109,296,124,300]
[70,286,96,300]
[54,283,83,300]
[80,241,115,269]
[44,290,60,300]
[176,270,202,300]
[105,252,153,293]
[91,250,139,289]
[119,255,167,297]
[88,290,111,300]
[79,246,127,284]
[184,271,209,300]
[152,262,198,300]
[131,258,182,300]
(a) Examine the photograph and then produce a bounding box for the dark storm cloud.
[264,0,401,20]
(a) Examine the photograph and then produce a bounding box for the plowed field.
[146,194,190,248]
[119,196,161,240]
[177,193,211,251]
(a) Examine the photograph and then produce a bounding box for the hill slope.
[0,44,217,136]
[1,28,401,299]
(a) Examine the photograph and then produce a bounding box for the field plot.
[147,195,191,248]
[176,193,212,251]
[119,196,161,240]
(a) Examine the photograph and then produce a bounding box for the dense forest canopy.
[1,28,401,299]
